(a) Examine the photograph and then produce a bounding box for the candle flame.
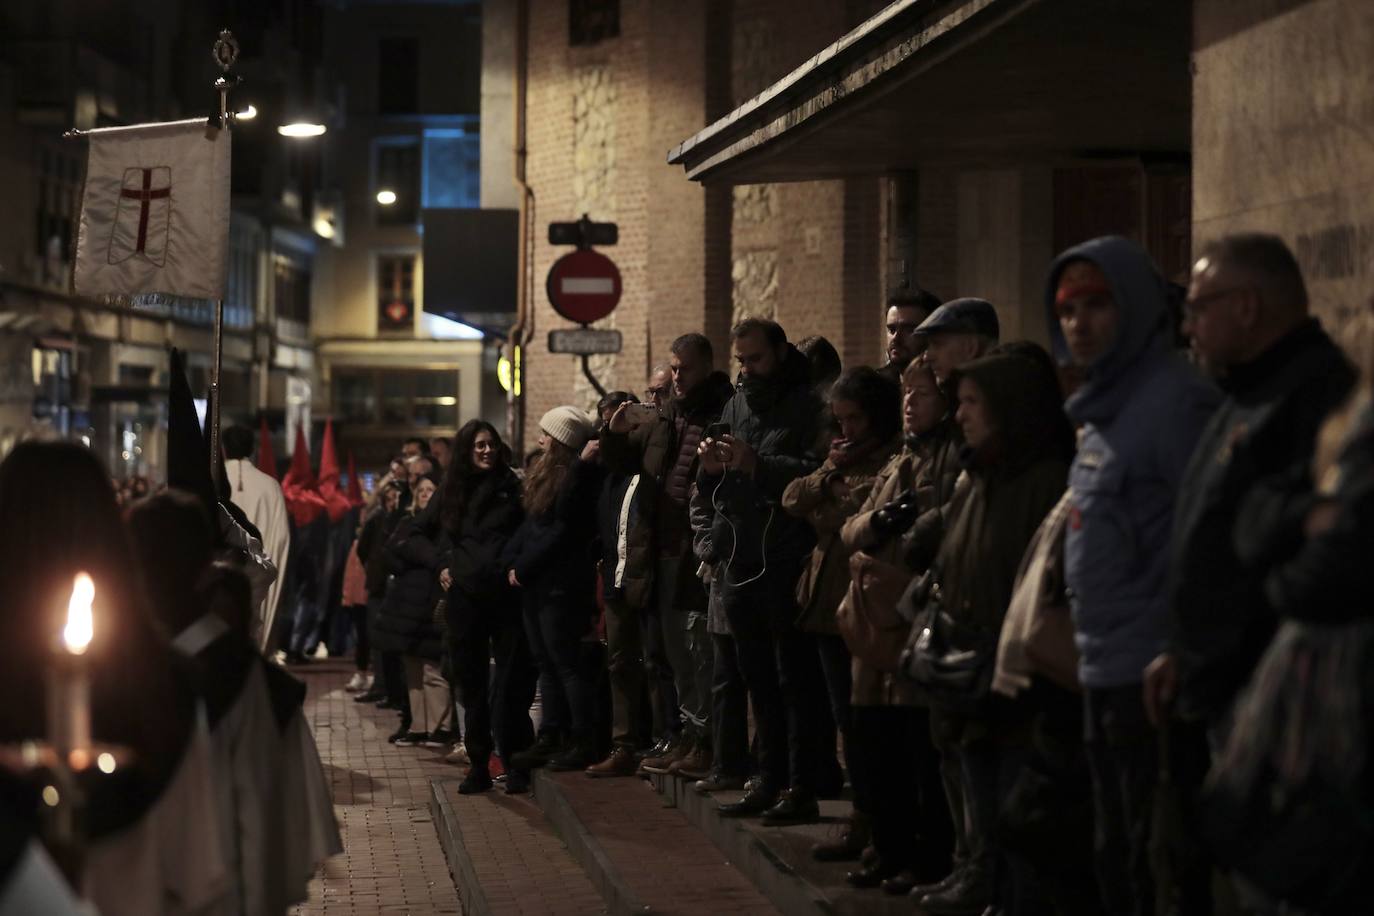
[64,573,94,655]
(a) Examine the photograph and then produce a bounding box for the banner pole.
[209,31,239,488]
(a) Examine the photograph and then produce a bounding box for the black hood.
[168,348,218,517]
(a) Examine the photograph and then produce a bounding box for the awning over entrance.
[668,0,1191,184]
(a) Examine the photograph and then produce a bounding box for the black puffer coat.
[373,507,445,660]
[443,466,524,633]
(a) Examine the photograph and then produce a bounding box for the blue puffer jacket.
[1045,236,1220,689]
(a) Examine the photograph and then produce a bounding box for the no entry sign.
[546,248,622,324]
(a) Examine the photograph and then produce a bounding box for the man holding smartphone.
[698,317,829,825]
[592,333,735,779]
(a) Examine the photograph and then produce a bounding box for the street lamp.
[236,104,258,120]
[277,121,326,138]
[376,189,397,206]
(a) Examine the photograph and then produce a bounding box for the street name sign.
[548,328,623,355]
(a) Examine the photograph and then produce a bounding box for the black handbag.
[899,569,994,699]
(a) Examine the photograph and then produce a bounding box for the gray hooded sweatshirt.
[1045,236,1220,689]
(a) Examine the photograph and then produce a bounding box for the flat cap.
[914,297,1000,341]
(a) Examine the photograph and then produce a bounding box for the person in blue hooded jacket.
[1046,236,1220,916]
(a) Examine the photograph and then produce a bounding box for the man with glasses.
[1143,233,1355,912]
[879,289,942,385]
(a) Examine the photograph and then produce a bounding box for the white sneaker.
[345,672,368,692]
[445,743,470,766]
[313,643,330,659]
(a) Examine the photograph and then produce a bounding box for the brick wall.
[521,0,890,445]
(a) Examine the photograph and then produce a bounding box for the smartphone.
[623,403,658,426]
[704,422,731,440]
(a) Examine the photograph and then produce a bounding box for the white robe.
[279,708,343,901]
[173,618,296,916]
[225,459,291,654]
[82,705,230,916]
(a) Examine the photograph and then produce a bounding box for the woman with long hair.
[501,407,604,773]
[436,419,531,794]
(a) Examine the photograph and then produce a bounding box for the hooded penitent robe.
[226,458,292,652]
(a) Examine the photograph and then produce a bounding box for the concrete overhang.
[668,0,1191,184]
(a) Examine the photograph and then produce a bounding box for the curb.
[430,777,495,916]
[531,770,654,916]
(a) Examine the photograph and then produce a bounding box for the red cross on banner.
[74,117,230,301]
[112,166,172,265]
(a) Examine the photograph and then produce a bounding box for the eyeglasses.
[1183,287,1247,318]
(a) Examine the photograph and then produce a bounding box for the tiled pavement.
[289,661,602,916]
[291,662,463,915]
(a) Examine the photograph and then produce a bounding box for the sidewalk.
[290,661,462,915]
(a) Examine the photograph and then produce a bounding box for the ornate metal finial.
[212,30,240,74]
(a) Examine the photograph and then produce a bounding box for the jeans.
[710,632,750,779]
[1084,685,1158,916]
[720,561,826,793]
[523,591,596,737]
[685,612,715,737]
[349,605,369,670]
[605,595,649,749]
[657,556,711,737]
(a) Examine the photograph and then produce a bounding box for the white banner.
[73,118,230,301]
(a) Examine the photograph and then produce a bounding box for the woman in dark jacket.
[903,349,1074,916]
[437,420,531,794]
[502,406,604,772]
[354,480,403,705]
[374,471,449,745]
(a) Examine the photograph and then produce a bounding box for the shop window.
[333,367,458,429]
[375,140,421,225]
[570,0,619,45]
[377,37,419,115]
[377,254,416,333]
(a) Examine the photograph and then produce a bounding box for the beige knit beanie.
[539,406,595,453]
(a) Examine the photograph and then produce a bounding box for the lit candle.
[47,573,94,760]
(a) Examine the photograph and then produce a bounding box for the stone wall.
[1194,0,1374,334]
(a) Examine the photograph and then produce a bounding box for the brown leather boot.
[638,735,690,775]
[585,746,638,778]
[811,811,872,862]
[667,741,713,780]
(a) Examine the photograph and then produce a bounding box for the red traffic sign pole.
[546,248,622,325]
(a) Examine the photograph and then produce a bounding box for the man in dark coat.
[596,333,736,777]
[1143,233,1356,912]
[698,318,828,824]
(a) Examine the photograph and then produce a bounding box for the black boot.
[717,782,779,818]
[760,788,820,826]
[547,736,597,772]
[918,866,992,915]
[509,731,562,770]
[458,770,493,794]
